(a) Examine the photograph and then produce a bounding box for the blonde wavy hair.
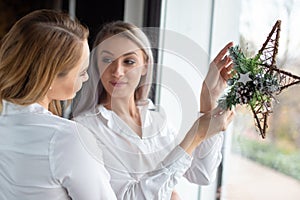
[0,9,89,115]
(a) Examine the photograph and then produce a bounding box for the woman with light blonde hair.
[0,9,116,200]
[73,21,235,200]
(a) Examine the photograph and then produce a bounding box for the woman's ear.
[141,62,148,76]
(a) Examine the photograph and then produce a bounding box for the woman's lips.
[110,81,127,87]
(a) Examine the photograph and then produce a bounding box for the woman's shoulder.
[49,116,104,171]
[73,110,101,125]
[39,114,90,138]
[46,114,77,129]
[49,115,97,148]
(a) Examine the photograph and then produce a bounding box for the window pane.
[221,0,300,199]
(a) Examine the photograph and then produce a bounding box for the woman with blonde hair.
[73,21,234,199]
[0,9,116,200]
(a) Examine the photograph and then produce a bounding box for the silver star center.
[238,72,251,84]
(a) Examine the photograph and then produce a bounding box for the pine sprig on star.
[229,45,262,75]
[218,45,280,111]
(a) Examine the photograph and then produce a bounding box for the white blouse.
[0,101,116,200]
[75,100,224,200]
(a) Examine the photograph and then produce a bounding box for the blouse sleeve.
[166,111,224,185]
[49,123,117,200]
[183,133,224,185]
[113,146,192,200]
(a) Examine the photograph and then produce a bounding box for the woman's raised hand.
[200,42,233,113]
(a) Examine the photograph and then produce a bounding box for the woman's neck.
[37,97,50,110]
[104,95,143,137]
[104,96,138,117]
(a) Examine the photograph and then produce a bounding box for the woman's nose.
[111,60,125,77]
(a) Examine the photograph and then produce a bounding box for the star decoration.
[218,20,300,139]
[238,72,252,84]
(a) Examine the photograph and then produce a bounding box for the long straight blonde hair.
[93,21,154,104]
[0,9,89,115]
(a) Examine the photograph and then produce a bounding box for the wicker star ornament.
[218,20,300,138]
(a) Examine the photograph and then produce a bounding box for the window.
[220,0,300,199]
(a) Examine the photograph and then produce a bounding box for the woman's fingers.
[213,42,233,64]
[220,63,234,81]
[210,108,235,132]
[211,52,232,74]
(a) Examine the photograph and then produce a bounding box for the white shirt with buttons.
[75,100,224,200]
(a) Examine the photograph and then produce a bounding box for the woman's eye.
[124,59,136,65]
[102,57,113,63]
